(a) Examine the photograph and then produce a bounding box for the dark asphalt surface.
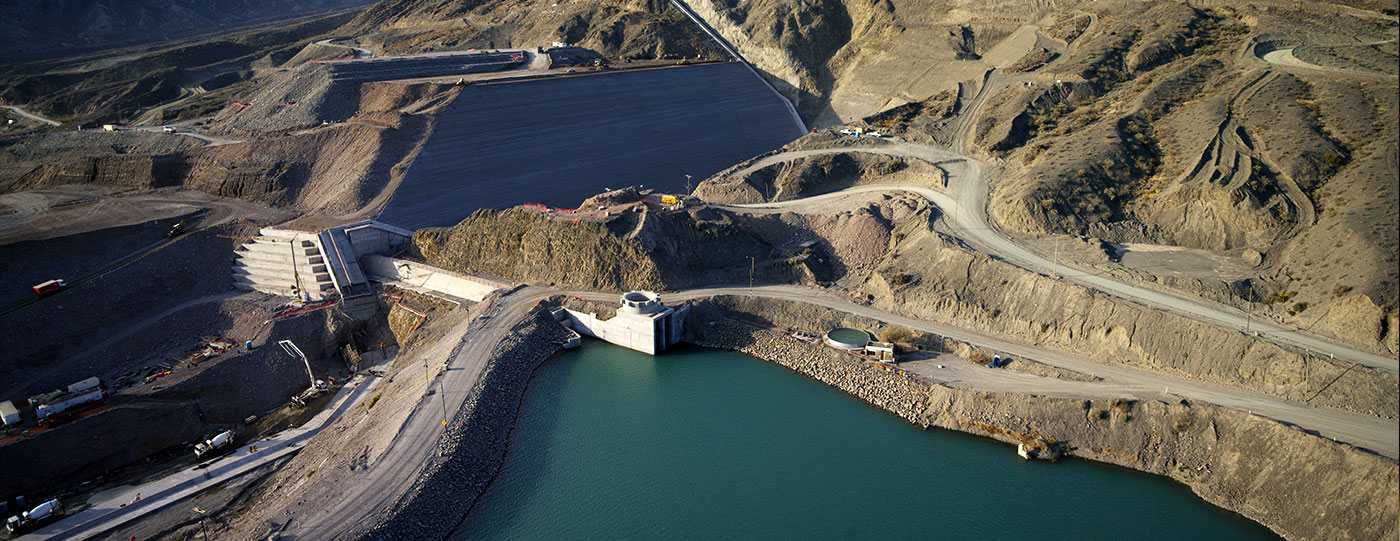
[376,63,805,229]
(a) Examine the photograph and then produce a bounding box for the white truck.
[6,498,59,534]
[194,430,234,459]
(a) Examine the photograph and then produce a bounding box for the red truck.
[32,279,66,297]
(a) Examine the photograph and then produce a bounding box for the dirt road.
[280,287,546,540]
[717,143,1398,374]
[2,105,61,126]
[649,285,1399,458]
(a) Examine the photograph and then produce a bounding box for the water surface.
[455,342,1277,540]
[378,63,803,229]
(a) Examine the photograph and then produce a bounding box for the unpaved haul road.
[720,143,1398,374]
[651,285,1400,457]
[282,287,545,540]
[2,105,60,126]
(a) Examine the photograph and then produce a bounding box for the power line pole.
[438,379,449,427]
[749,256,755,292]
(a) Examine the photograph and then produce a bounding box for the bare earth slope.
[677,0,1397,355]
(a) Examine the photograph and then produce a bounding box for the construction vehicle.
[6,498,59,534]
[194,430,234,459]
[167,220,187,237]
[32,279,65,297]
[279,340,328,406]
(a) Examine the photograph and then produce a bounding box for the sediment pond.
[453,341,1278,539]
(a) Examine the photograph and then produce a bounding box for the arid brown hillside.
[671,0,1396,354]
[0,0,372,56]
[341,0,723,60]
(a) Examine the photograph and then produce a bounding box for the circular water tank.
[620,291,662,314]
[824,327,871,350]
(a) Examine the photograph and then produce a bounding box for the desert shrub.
[889,273,916,287]
[879,326,921,351]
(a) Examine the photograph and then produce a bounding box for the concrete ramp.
[360,255,509,302]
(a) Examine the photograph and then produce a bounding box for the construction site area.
[0,0,1396,539]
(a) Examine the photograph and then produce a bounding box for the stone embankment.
[356,309,575,540]
[685,300,1398,541]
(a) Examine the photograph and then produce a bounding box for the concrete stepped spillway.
[231,222,413,301]
[231,229,337,300]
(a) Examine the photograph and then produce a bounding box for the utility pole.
[749,256,755,292]
[1052,236,1060,278]
[438,379,449,427]
[685,174,692,194]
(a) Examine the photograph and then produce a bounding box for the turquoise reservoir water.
[453,342,1278,540]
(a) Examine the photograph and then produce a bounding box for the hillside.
[0,0,372,56]
[340,0,723,60]
[673,0,1397,354]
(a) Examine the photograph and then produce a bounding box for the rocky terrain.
[0,9,362,126]
[342,0,723,60]
[0,0,1394,539]
[0,0,372,56]
[1,80,457,215]
[666,0,1399,356]
[411,200,827,292]
[411,191,1397,417]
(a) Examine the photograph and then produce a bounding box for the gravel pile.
[355,310,575,540]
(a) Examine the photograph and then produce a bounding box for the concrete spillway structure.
[560,291,689,355]
[231,229,337,300]
[232,221,412,300]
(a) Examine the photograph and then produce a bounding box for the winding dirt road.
[2,105,61,126]
[718,142,1397,374]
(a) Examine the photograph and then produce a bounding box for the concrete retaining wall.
[562,304,689,355]
[360,255,506,302]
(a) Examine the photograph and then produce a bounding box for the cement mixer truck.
[6,498,59,534]
[194,430,234,459]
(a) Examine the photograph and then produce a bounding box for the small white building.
[865,341,895,361]
[0,400,20,426]
[561,291,689,355]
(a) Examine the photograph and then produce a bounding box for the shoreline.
[349,310,576,540]
[360,300,1396,541]
[683,299,1397,541]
